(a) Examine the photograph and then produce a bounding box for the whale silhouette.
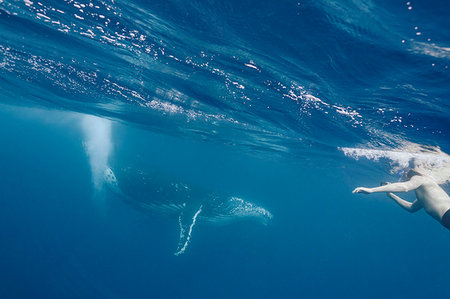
[81,114,272,255]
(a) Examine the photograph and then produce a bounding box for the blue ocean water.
[1,0,450,298]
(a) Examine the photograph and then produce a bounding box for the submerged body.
[103,165,272,255]
[106,166,272,223]
[353,172,450,229]
[82,114,272,255]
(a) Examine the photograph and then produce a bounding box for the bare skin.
[353,175,450,224]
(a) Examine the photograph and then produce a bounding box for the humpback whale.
[81,115,272,255]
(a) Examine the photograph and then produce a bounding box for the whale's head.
[227,197,273,225]
[204,196,273,225]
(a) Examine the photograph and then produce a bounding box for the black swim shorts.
[442,209,450,230]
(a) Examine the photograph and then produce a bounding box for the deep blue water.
[1,0,450,298]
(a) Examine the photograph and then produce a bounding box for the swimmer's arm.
[353,176,423,194]
[387,193,423,213]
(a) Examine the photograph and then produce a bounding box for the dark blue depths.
[1,0,450,298]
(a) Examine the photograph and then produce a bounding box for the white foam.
[340,144,450,184]
[81,115,112,191]
[411,41,450,59]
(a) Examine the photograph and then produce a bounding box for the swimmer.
[353,169,450,230]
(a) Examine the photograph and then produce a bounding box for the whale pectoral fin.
[174,205,203,256]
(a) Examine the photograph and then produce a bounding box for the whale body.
[104,165,272,255]
[82,115,272,255]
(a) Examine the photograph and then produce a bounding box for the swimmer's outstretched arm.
[352,176,423,194]
[387,192,423,213]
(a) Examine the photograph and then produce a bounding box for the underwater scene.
[0,0,449,298]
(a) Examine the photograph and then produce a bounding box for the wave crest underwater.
[1,0,449,158]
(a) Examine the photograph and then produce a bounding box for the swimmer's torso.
[414,176,450,221]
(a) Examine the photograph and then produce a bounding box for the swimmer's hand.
[352,187,373,194]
